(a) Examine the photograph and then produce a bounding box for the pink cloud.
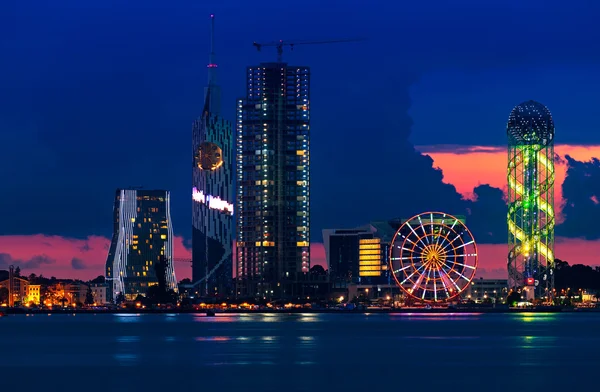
[475,237,600,279]
[0,234,193,281]
[311,243,327,269]
[1,234,595,284]
[417,143,600,220]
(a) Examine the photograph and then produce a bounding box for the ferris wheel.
[389,212,478,303]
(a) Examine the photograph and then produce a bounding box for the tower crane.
[252,38,364,62]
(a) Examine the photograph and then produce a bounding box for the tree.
[90,276,105,284]
[146,285,177,305]
[0,287,9,304]
[14,266,20,277]
[28,273,37,282]
[146,255,177,305]
[85,287,94,305]
[115,292,125,304]
[178,278,191,285]
[155,255,168,292]
[506,291,521,306]
[310,265,326,276]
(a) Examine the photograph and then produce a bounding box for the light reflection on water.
[116,336,140,343]
[195,336,231,342]
[113,353,139,366]
[191,315,240,323]
[1,312,598,390]
[514,312,559,322]
[114,313,142,323]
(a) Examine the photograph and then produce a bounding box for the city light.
[507,101,555,299]
[192,187,234,214]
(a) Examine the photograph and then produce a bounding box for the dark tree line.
[554,259,600,292]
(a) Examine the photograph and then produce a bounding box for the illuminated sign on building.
[192,187,233,214]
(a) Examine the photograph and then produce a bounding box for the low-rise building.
[90,283,108,305]
[0,277,29,305]
[26,284,41,305]
[64,282,89,305]
[464,278,508,303]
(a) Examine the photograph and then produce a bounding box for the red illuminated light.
[525,277,535,286]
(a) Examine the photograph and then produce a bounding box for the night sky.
[2,0,600,279]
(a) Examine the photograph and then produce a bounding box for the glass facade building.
[192,15,233,297]
[105,189,177,301]
[236,63,310,297]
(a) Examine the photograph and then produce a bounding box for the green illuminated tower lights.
[507,100,555,301]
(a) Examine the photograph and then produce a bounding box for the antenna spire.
[207,14,217,86]
[204,14,221,115]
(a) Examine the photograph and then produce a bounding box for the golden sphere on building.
[195,142,223,171]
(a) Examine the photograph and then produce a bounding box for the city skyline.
[2,2,600,282]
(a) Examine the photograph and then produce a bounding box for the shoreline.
[3,306,598,315]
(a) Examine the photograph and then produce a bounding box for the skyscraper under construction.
[192,15,233,297]
[236,63,310,297]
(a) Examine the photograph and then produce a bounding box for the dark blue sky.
[2,0,600,244]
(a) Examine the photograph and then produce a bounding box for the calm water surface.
[1,312,598,391]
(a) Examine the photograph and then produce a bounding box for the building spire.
[204,14,221,115]
[208,14,217,85]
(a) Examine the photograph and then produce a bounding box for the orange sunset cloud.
[417,144,600,206]
[418,144,600,275]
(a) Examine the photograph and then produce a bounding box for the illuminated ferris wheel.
[389,212,478,303]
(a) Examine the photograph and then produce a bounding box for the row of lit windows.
[359,255,381,261]
[359,266,382,271]
[359,272,381,277]
[359,244,380,250]
[359,249,381,255]
[360,239,381,245]
[359,261,381,266]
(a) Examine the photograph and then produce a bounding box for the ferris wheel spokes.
[389,212,479,303]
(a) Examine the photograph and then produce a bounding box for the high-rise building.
[105,189,177,301]
[236,63,311,297]
[192,15,233,297]
[507,100,555,300]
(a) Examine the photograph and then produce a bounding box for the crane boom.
[253,37,364,62]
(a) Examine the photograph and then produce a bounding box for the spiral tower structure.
[507,100,555,300]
